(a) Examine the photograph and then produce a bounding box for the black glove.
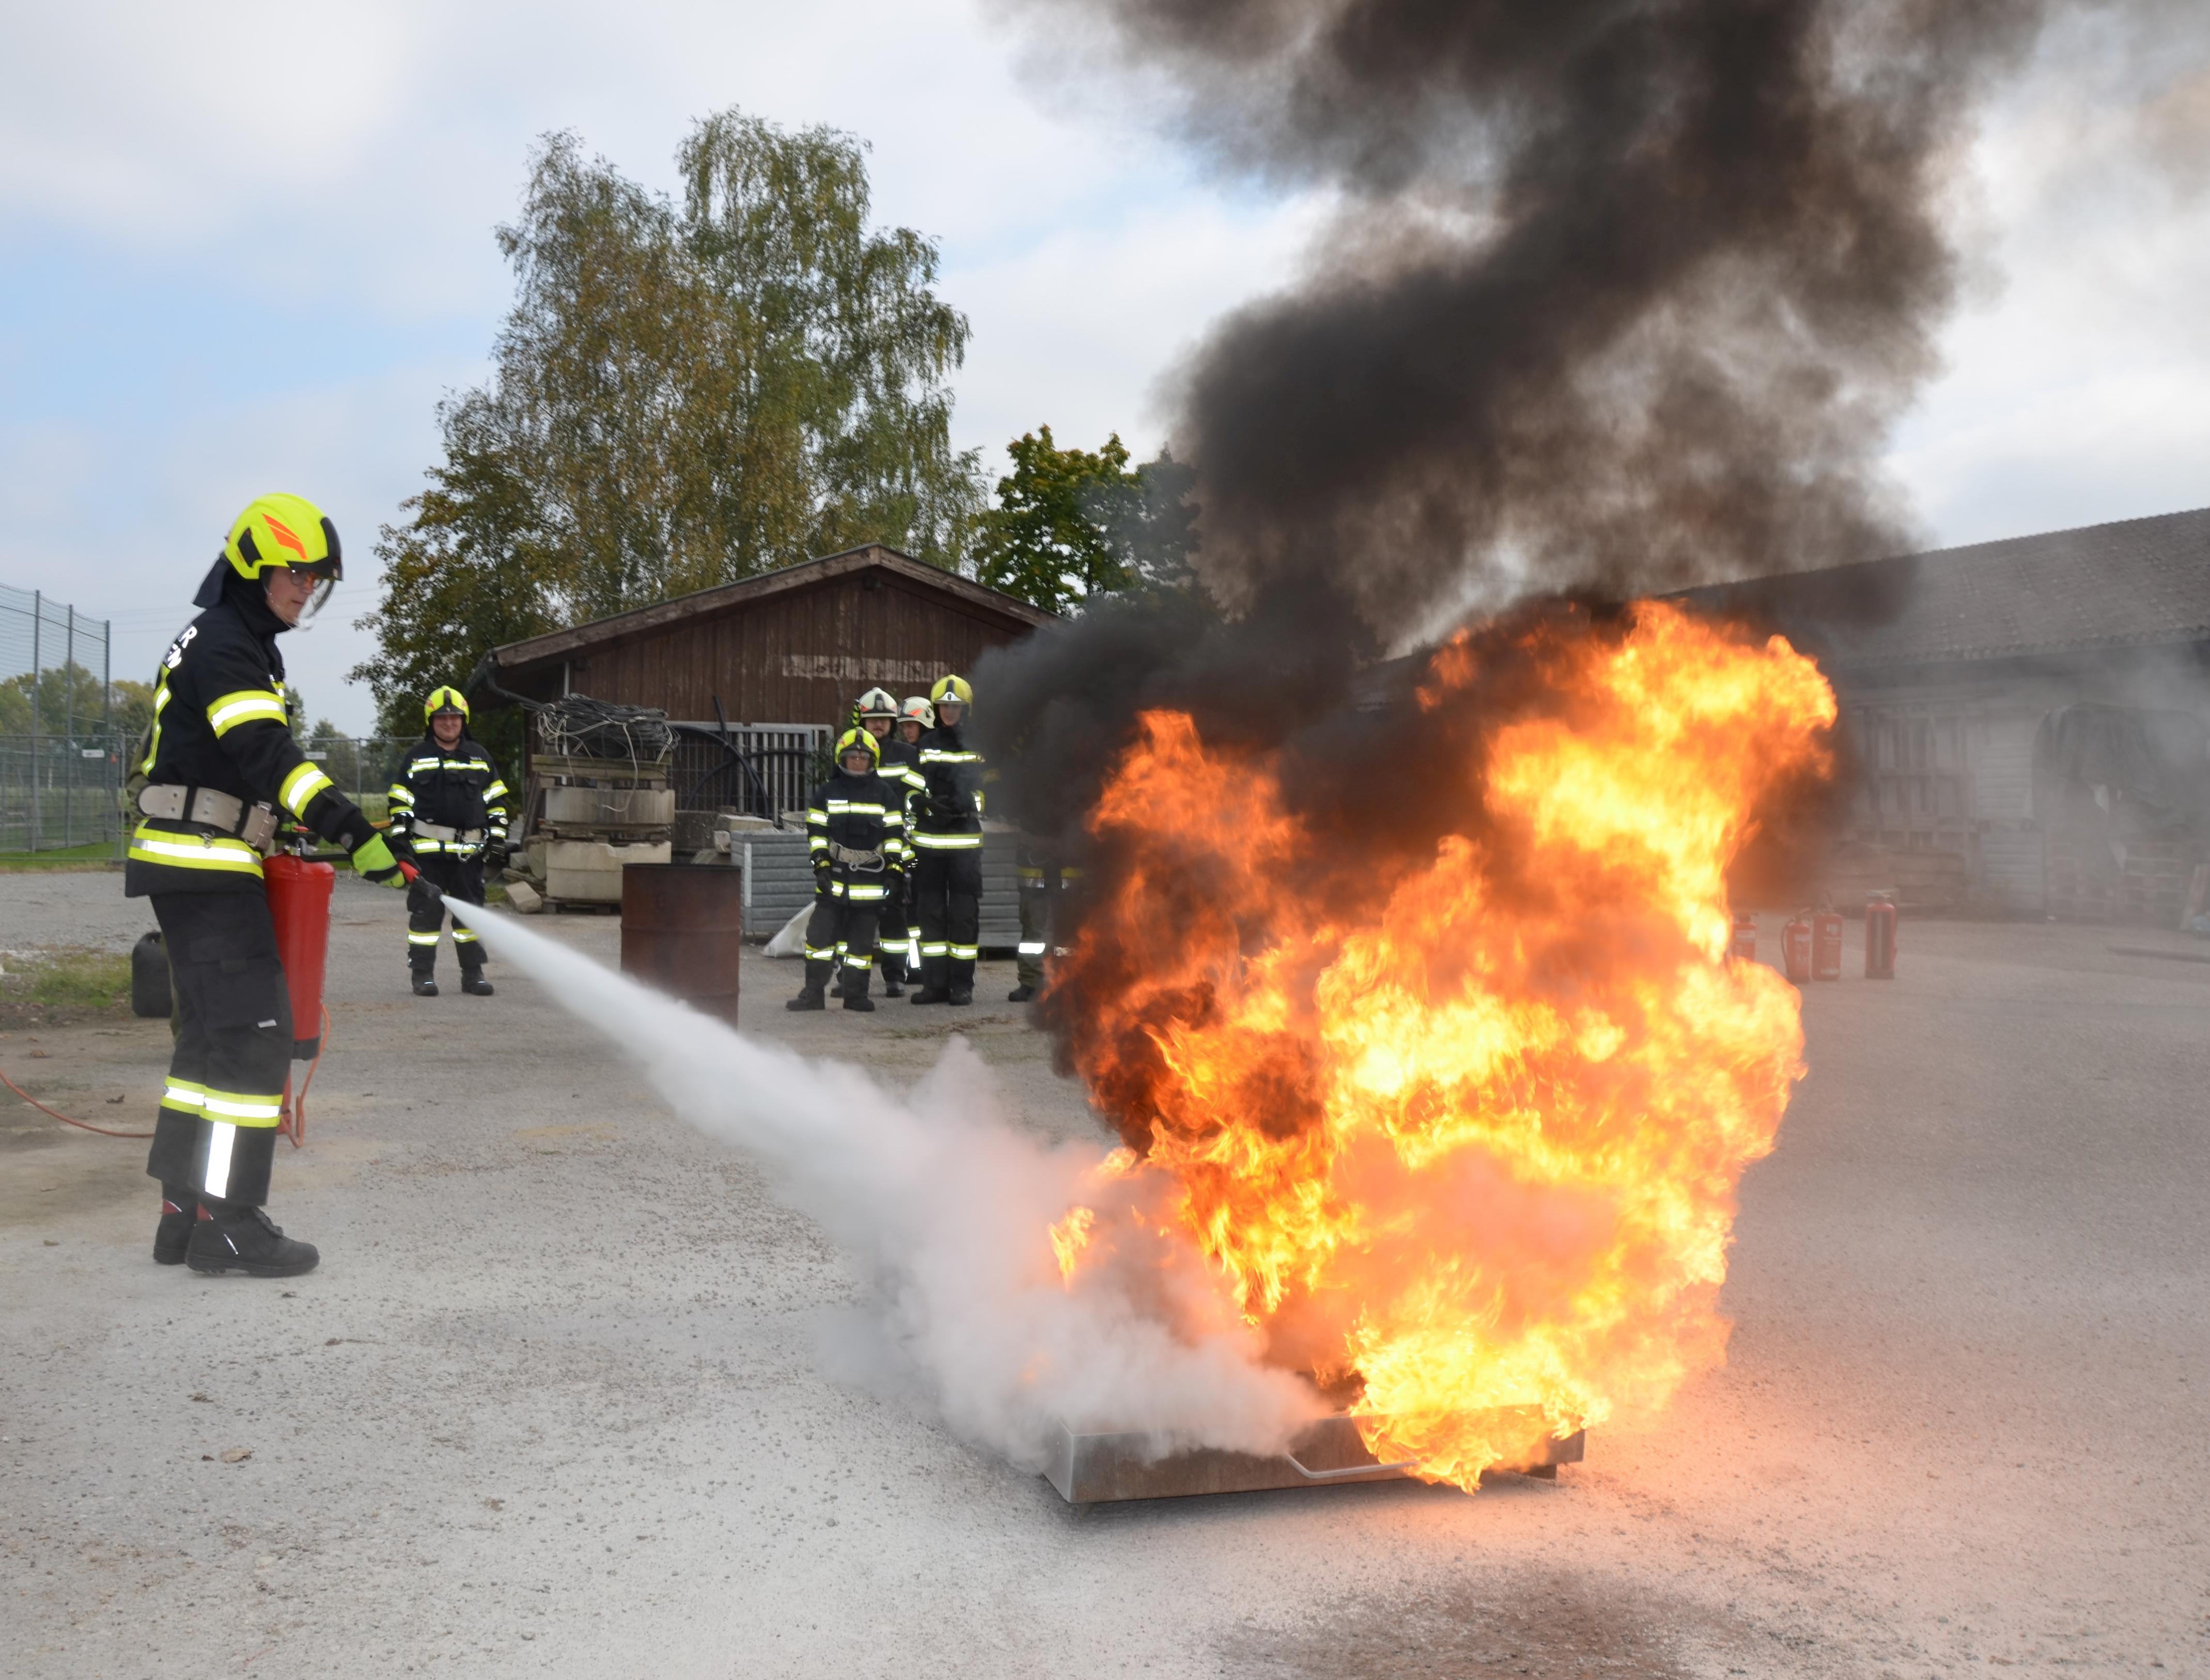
[483,841,511,873]
[814,862,833,895]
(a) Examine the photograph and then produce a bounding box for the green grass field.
[0,946,134,1027]
[0,841,123,873]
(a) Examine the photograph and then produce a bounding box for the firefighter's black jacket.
[124,576,371,897]
[387,733,511,859]
[805,767,909,877]
[914,723,986,845]
[877,735,925,820]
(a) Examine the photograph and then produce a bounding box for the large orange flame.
[1049,600,1837,1488]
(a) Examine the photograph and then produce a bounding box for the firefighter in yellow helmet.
[387,686,511,996]
[853,687,917,995]
[909,674,986,1005]
[127,494,406,1277]
[788,727,909,1012]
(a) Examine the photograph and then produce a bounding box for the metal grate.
[667,722,829,823]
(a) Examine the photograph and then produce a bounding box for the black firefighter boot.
[786,978,828,1012]
[840,968,876,1013]
[154,1186,197,1266]
[460,966,494,997]
[186,1202,320,1279]
[412,967,439,997]
[880,962,904,999]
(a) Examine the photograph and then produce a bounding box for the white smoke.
[448,905,1323,1470]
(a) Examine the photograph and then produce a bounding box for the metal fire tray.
[1044,1411,1585,1504]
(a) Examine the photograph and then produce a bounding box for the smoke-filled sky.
[3,1,2205,727]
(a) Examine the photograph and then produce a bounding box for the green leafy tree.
[108,679,157,743]
[974,432,1197,613]
[0,664,117,739]
[350,438,558,769]
[354,107,984,748]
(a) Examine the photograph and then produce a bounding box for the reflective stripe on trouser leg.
[912,851,955,992]
[801,892,848,995]
[834,897,880,996]
[414,852,489,971]
[937,851,983,989]
[145,892,292,1208]
[1015,868,1051,991]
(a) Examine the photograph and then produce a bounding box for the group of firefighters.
[121,492,1078,1279]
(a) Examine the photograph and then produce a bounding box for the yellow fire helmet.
[835,726,881,767]
[899,695,935,729]
[929,674,973,712]
[424,685,471,723]
[855,686,899,721]
[196,493,344,615]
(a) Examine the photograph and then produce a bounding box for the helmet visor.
[291,555,341,624]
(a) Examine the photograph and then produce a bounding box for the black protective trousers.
[144,891,292,1208]
[800,871,888,998]
[911,848,983,992]
[408,852,486,974]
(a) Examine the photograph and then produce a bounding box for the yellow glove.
[351,833,407,889]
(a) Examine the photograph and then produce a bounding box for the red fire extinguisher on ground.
[263,852,335,1141]
[1865,892,1898,979]
[1731,910,1757,962]
[1812,908,1843,981]
[1781,909,1813,983]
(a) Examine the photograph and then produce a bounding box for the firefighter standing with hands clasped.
[787,727,909,1013]
[127,494,407,1278]
[909,674,986,1006]
[387,687,511,997]
[854,687,920,996]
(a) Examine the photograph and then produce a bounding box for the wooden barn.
[487,542,1054,724]
[486,542,1055,805]
[483,543,1056,939]
[1688,506,2210,924]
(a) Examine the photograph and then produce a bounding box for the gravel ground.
[2,874,2205,1678]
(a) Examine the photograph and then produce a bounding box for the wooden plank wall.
[552,573,1034,729]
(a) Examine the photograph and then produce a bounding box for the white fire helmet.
[856,686,899,721]
[899,695,935,729]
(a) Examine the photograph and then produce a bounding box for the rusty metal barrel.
[620,863,743,1023]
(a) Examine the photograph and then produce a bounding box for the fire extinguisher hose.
[1,1005,331,1143]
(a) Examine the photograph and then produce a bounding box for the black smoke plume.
[978,0,2066,994]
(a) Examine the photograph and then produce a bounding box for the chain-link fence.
[1,584,120,853]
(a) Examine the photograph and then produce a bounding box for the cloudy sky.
[3,2,2204,732]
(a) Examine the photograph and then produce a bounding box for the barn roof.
[1680,506,2210,671]
[489,543,1057,673]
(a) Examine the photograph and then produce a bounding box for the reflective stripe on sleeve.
[278,761,334,818]
[206,689,288,736]
[911,831,983,849]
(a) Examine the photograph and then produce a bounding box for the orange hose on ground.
[2,1004,332,1146]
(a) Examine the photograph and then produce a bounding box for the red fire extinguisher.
[1781,909,1813,982]
[1812,909,1843,981]
[1731,910,1757,962]
[1865,892,1898,979]
[264,853,335,1140]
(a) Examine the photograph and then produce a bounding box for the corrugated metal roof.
[1680,506,2210,668]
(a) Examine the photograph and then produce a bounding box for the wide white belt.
[138,784,278,851]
